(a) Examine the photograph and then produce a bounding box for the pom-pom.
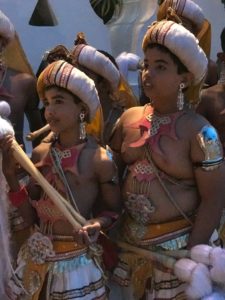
[210,247,225,284]
[0,116,14,138]
[186,263,212,299]
[174,258,197,282]
[0,101,11,118]
[190,244,212,265]
[116,52,141,78]
[203,291,225,300]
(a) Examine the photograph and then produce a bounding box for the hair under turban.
[0,10,15,47]
[37,60,100,122]
[142,20,208,86]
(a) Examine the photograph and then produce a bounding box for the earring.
[177,82,185,111]
[79,111,86,140]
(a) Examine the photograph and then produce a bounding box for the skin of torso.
[111,105,207,224]
[31,136,115,235]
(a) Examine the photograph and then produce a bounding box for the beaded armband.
[8,186,29,208]
[195,125,224,171]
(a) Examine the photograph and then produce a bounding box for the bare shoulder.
[8,68,36,84]
[93,144,116,172]
[201,84,225,98]
[31,142,51,164]
[108,106,145,151]
[180,110,210,138]
[119,106,145,125]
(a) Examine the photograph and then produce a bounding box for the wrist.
[97,216,112,229]
[97,211,119,230]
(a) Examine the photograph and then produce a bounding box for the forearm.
[187,199,223,249]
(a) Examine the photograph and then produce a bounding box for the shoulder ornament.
[195,125,224,171]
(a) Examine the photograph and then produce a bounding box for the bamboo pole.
[11,139,86,228]
[26,124,50,141]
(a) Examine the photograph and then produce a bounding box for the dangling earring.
[79,111,86,140]
[177,82,185,111]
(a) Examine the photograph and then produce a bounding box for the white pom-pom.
[190,244,212,265]
[186,263,212,299]
[116,52,141,78]
[0,101,11,118]
[210,247,225,284]
[174,258,197,282]
[203,291,225,300]
[0,117,14,138]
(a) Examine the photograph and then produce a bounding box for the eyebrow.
[144,58,168,64]
[50,94,65,99]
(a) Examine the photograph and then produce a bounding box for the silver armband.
[106,145,113,161]
[196,125,224,171]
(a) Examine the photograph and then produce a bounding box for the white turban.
[142,20,208,85]
[0,10,15,47]
[70,44,120,91]
[37,60,100,121]
[116,52,142,79]
[157,0,205,31]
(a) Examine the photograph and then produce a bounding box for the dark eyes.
[43,100,49,107]
[156,65,166,70]
[55,99,63,104]
[43,99,64,107]
[142,64,166,71]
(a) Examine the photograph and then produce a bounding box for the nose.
[44,104,55,117]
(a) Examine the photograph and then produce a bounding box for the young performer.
[1,60,121,299]
[109,20,225,299]
[69,39,138,144]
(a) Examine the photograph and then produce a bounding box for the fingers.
[0,134,13,151]
[73,221,101,246]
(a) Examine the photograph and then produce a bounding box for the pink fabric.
[125,105,185,182]
[38,142,86,176]
[127,105,184,156]
[32,143,86,224]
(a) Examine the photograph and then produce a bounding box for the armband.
[195,125,224,171]
[101,146,119,185]
[8,186,28,208]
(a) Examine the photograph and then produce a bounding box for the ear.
[79,103,89,121]
[182,72,194,88]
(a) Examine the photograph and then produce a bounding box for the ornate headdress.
[70,44,120,91]
[37,60,100,122]
[157,0,211,57]
[142,20,207,86]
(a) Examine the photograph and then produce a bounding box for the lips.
[47,118,58,127]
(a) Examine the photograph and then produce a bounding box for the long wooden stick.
[26,124,50,141]
[11,139,86,229]
[117,241,176,270]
